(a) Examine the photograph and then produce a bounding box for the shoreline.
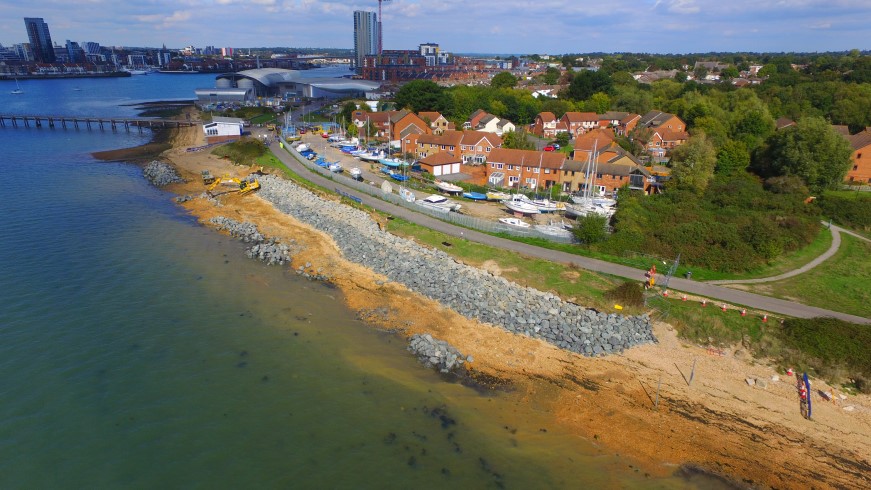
[108,124,871,488]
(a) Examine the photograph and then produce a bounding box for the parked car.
[552,143,561,150]
[544,145,556,152]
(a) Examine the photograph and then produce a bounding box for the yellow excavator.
[206,174,261,197]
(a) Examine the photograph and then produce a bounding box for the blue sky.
[1,0,869,54]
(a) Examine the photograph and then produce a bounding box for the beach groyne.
[256,175,655,356]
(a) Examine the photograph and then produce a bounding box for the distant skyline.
[1,1,870,55]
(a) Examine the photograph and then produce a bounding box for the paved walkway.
[708,224,843,285]
[710,224,870,286]
[268,142,870,325]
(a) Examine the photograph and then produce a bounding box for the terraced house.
[486,148,565,190]
[414,130,501,163]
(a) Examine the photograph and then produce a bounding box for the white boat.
[124,68,148,75]
[11,78,23,95]
[417,194,461,212]
[498,217,531,228]
[534,221,574,238]
[399,187,416,203]
[435,180,463,194]
[328,162,343,173]
[564,201,615,219]
[358,150,385,162]
[529,197,564,213]
[571,194,616,208]
[503,195,540,215]
[486,191,511,201]
[349,167,362,179]
[296,144,309,152]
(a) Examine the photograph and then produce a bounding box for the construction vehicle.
[201,170,216,185]
[266,124,277,132]
[206,175,261,197]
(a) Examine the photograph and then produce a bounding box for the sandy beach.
[120,122,870,489]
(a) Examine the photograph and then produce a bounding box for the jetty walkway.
[0,114,196,132]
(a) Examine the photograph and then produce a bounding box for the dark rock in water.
[239,350,248,357]
[428,406,457,429]
[383,432,397,445]
[261,375,269,382]
[236,361,247,368]
[406,456,417,467]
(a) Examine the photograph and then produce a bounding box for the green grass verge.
[745,234,871,318]
[250,113,278,124]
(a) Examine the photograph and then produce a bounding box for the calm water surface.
[0,74,719,488]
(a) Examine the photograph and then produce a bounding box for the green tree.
[668,133,717,195]
[394,80,451,113]
[720,66,740,80]
[754,116,854,191]
[491,71,518,89]
[555,132,570,147]
[502,129,535,150]
[587,92,611,113]
[340,101,359,127]
[542,66,560,85]
[572,214,609,244]
[715,140,750,174]
[346,123,358,137]
[564,70,613,101]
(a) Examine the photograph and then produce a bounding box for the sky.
[1,0,870,55]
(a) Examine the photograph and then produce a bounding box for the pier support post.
[24,118,30,128]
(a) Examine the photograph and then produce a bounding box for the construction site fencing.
[280,140,577,245]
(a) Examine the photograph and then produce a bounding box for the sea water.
[0,74,719,488]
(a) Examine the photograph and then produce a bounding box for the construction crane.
[377,0,391,56]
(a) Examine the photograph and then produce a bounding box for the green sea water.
[0,80,726,488]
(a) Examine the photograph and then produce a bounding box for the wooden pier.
[0,114,197,133]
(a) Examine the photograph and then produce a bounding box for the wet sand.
[124,122,871,489]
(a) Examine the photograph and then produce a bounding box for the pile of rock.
[256,175,655,356]
[143,160,183,187]
[210,217,264,243]
[209,216,292,266]
[408,334,471,373]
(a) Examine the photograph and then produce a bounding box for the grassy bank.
[745,234,871,318]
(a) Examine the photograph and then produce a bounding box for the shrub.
[572,214,609,244]
[604,281,644,307]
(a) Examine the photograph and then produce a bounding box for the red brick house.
[560,112,599,137]
[532,112,565,137]
[486,148,565,190]
[846,129,871,184]
[418,111,450,134]
[633,110,688,159]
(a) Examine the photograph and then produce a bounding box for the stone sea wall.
[143,160,183,187]
[256,175,655,356]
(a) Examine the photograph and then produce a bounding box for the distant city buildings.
[361,43,456,82]
[24,17,55,63]
[353,10,378,74]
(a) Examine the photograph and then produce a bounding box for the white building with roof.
[203,116,245,144]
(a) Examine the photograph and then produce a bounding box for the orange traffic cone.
[663,290,669,297]
[721,304,727,312]
[762,314,768,323]
[682,294,687,302]
[740,308,746,317]
[701,299,707,307]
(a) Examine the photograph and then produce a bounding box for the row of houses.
[414,140,661,196]
[532,110,689,160]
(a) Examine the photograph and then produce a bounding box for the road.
[268,137,870,325]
